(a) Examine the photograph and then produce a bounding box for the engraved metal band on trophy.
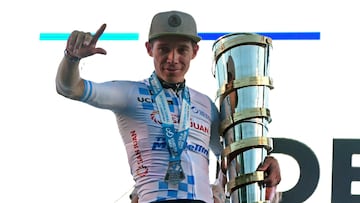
[227,171,264,193]
[216,76,274,100]
[212,32,274,203]
[213,34,272,63]
[220,107,272,135]
[221,137,273,171]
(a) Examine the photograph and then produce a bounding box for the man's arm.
[55,55,84,100]
[55,24,107,100]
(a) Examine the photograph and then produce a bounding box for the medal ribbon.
[148,72,190,183]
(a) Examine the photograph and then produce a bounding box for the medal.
[149,72,190,184]
[165,161,185,184]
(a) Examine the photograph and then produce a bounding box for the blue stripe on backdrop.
[39,33,139,41]
[39,32,320,41]
[199,32,321,40]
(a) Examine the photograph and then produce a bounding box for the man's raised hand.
[65,24,107,60]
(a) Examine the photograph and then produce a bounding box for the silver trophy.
[212,33,274,203]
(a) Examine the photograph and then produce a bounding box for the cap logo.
[168,14,182,27]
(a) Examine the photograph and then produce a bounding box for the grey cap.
[148,10,201,42]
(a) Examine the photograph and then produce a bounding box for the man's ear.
[145,41,153,56]
[192,44,199,59]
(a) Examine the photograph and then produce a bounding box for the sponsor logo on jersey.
[130,130,149,177]
[191,106,211,120]
[152,137,209,157]
[150,111,210,135]
[137,96,175,111]
[190,121,209,134]
[152,137,167,149]
[150,111,178,124]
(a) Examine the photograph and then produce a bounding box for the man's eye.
[178,48,188,54]
[159,47,169,52]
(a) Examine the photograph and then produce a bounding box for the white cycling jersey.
[80,78,223,203]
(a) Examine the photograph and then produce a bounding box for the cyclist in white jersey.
[55,10,281,203]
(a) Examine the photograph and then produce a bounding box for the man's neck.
[158,77,185,92]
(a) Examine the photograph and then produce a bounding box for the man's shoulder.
[188,87,208,98]
[106,79,147,87]
[188,87,215,106]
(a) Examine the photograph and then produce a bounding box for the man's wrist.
[64,49,81,63]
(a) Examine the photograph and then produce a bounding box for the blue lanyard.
[148,72,190,183]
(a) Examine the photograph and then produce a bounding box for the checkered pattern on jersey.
[138,87,178,112]
[155,175,195,201]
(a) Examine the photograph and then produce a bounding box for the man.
[56,10,281,203]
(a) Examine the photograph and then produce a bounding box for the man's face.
[146,36,199,83]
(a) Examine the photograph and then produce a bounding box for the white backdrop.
[1,0,359,202]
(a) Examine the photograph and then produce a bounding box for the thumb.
[92,47,107,55]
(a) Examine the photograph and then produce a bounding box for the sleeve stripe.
[81,80,92,102]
